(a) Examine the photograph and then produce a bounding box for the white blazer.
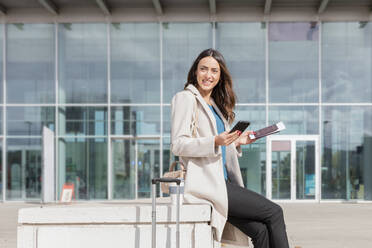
[171,84,250,247]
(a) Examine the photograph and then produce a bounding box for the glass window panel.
[111,106,160,135]
[112,139,160,199]
[58,138,107,200]
[0,141,2,200]
[269,106,318,135]
[269,22,319,103]
[59,107,107,136]
[216,23,266,103]
[240,141,266,196]
[234,106,266,195]
[163,106,171,136]
[112,139,135,199]
[137,139,160,198]
[111,23,160,103]
[233,106,266,133]
[162,137,177,197]
[7,23,55,103]
[7,107,54,136]
[296,140,316,200]
[58,23,107,103]
[322,22,372,103]
[322,106,372,200]
[7,138,41,200]
[0,24,4,103]
[163,105,176,183]
[162,137,175,174]
[0,108,3,135]
[163,23,212,102]
[271,141,291,199]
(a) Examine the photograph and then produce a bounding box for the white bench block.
[18,204,211,224]
[17,202,213,248]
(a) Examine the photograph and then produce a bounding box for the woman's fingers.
[225,131,238,138]
[242,130,256,144]
[215,131,242,146]
[225,131,240,145]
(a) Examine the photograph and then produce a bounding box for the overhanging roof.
[0,0,371,22]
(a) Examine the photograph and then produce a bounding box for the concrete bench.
[17,199,213,248]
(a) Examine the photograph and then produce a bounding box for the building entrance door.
[267,135,320,202]
[110,137,160,200]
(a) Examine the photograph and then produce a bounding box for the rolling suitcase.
[151,178,181,248]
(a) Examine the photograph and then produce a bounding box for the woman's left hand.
[236,130,256,146]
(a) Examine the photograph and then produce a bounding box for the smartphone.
[229,121,250,134]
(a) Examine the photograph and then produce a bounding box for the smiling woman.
[171,48,290,247]
[194,57,220,97]
[184,49,236,124]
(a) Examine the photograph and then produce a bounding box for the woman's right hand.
[215,131,241,147]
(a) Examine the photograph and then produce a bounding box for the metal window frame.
[318,21,322,201]
[265,20,269,129]
[159,21,163,197]
[107,21,112,200]
[2,23,5,202]
[54,22,58,201]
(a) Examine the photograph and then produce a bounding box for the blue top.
[208,105,228,180]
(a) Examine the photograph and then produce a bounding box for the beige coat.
[171,84,250,247]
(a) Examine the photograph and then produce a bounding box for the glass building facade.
[1,21,372,202]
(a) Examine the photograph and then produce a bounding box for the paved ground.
[1,202,372,248]
[284,203,372,248]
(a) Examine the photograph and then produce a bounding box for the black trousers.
[226,180,290,248]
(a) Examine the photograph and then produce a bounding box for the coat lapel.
[185,84,218,135]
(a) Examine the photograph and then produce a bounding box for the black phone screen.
[229,121,250,134]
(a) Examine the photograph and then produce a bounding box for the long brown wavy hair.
[184,48,236,124]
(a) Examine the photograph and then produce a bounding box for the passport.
[249,122,286,139]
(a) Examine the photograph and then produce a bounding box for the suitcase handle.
[152,177,181,248]
[152,178,181,185]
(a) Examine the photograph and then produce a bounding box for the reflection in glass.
[269,106,318,135]
[234,106,266,195]
[111,23,160,103]
[234,106,266,133]
[162,137,173,173]
[112,139,159,199]
[7,24,55,103]
[111,106,160,135]
[112,139,135,199]
[7,107,54,136]
[162,137,177,197]
[240,142,266,196]
[0,24,3,103]
[0,108,3,135]
[269,22,319,103]
[0,142,2,200]
[59,107,107,136]
[296,141,315,200]
[163,23,212,102]
[137,139,160,198]
[163,106,171,135]
[322,106,372,200]
[58,23,107,103]
[7,139,41,200]
[322,22,372,103]
[271,140,291,199]
[58,138,107,200]
[216,22,266,103]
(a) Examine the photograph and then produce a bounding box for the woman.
[171,48,290,248]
